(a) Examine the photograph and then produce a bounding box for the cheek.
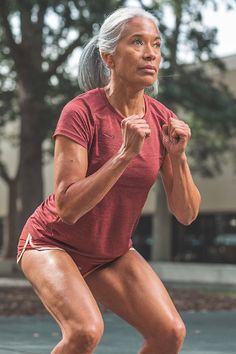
[156,51,162,64]
[115,54,137,72]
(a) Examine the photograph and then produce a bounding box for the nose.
[143,44,157,61]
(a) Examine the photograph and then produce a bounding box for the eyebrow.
[130,33,161,40]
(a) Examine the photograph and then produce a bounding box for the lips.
[140,65,157,72]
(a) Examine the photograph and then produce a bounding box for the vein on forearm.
[168,156,200,224]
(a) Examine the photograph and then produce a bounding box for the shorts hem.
[17,233,65,264]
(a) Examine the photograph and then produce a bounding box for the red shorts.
[17,223,134,278]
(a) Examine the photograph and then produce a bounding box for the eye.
[133,38,143,46]
[153,41,161,48]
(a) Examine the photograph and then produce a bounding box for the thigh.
[85,250,182,338]
[20,249,103,333]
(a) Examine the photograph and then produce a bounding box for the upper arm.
[54,135,88,199]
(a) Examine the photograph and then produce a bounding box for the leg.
[86,250,185,354]
[20,250,104,354]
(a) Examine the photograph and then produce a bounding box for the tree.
[0,0,126,257]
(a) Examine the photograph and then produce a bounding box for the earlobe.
[101,52,114,69]
[108,59,115,69]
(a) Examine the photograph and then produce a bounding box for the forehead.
[121,16,160,38]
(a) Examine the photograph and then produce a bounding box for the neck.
[104,81,145,118]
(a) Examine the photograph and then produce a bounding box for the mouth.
[140,65,157,73]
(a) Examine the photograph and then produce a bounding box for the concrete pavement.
[0,311,235,354]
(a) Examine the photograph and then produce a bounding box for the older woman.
[17,7,201,354]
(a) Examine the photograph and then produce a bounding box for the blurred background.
[0,0,236,277]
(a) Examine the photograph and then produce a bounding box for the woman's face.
[107,17,161,90]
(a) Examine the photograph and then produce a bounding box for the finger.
[125,119,149,126]
[170,126,191,139]
[144,127,151,136]
[132,126,151,138]
[169,118,189,131]
[137,123,151,130]
[169,122,191,140]
[121,120,151,142]
[121,115,144,125]
[162,124,168,136]
[123,120,150,133]
[121,120,148,132]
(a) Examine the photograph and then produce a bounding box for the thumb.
[162,124,169,137]
[162,124,170,146]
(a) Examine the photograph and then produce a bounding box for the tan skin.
[21,17,201,354]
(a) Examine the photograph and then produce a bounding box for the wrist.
[169,152,187,165]
[116,146,136,163]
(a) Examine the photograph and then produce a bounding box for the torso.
[19,88,174,264]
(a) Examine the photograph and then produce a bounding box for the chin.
[141,75,157,85]
[141,79,157,89]
[128,77,157,91]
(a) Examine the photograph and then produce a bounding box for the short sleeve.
[53,102,93,149]
[160,106,178,125]
[166,108,178,121]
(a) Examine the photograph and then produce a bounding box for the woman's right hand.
[120,115,151,158]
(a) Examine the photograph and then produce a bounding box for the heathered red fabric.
[17,88,175,265]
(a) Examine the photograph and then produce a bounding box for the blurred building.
[136,54,236,264]
[0,54,236,263]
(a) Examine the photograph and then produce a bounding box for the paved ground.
[0,311,236,354]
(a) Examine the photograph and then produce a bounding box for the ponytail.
[78,35,110,92]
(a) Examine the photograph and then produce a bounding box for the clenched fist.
[120,115,151,157]
[162,117,191,157]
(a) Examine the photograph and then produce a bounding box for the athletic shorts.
[17,223,135,278]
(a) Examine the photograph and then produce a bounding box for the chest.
[87,111,164,188]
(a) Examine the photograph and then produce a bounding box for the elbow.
[57,209,77,225]
[172,191,201,226]
[60,213,77,225]
[176,205,200,226]
[55,197,78,225]
[178,214,197,226]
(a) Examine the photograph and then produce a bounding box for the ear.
[100,52,115,69]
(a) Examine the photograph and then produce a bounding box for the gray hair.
[78,7,159,94]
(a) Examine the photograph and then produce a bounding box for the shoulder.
[54,90,104,148]
[145,95,176,125]
[63,88,106,116]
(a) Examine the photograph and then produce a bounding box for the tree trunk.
[18,92,43,230]
[169,1,183,70]
[0,86,44,257]
[1,97,44,257]
[1,178,18,258]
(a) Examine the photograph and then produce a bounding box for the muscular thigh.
[20,250,103,332]
[85,250,182,338]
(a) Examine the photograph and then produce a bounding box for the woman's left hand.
[162,117,191,158]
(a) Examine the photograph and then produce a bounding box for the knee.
[163,318,186,353]
[78,323,104,352]
[147,317,186,354]
[170,318,186,348]
[66,320,104,353]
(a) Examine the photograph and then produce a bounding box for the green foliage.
[0,0,127,143]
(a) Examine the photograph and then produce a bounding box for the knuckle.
[126,121,132,129]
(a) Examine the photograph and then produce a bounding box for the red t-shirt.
[23,88,174,264]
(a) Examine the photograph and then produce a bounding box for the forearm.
[167,153,201,225]
[56,148,133,224]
